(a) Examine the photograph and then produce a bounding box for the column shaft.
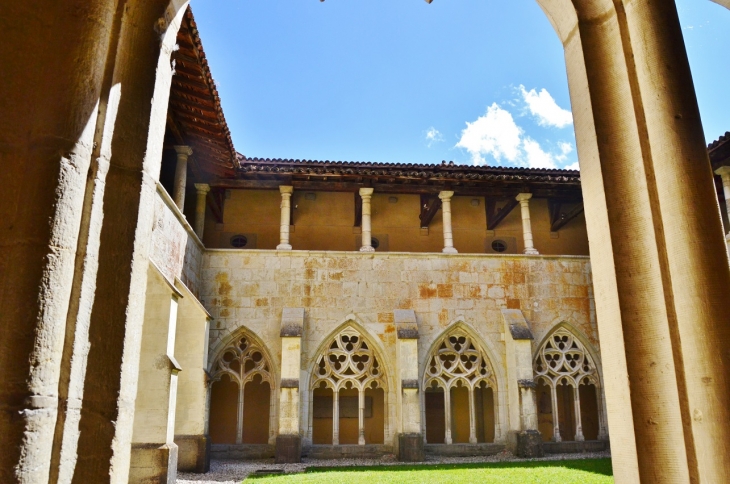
[714,167,730,236]
[468,388,477,444]
[277,186,293,250]
[193,184,210,240]
[236,383,244,444]
[359,188,375,252]
[358,389,365,445]
[573,386,584,442]
[550,385,561,442]
[439,191,457,254]
[444,388,452,444]
[516,193,539,255]
[332,391,340,445]
[173,146,193,211]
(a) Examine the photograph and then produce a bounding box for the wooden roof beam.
[419,194,442,229]
[486,197,519,231]
[550,201,584,232]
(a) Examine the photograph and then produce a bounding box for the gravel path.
[177,450,612,483]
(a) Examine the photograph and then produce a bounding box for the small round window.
[371,237,380,250]
[230,235,248,248]
[491,240,507,253]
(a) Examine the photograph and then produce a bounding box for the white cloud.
[564,161,580,171]
[523,137,557,169]
[455,103,522,165]
[519,85,573,128]
[456,104,577,169]
[425,127,443,147]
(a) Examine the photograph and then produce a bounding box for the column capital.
[173,145,193,157]
[359,187,374,197]
[715,166,730,177]
[515,193,533,202]
[279,185,294,195]
[194,183,210,194]
[438,190,454,200]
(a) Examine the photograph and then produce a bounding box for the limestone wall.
[150,186,204,296]
[201,249,598,444]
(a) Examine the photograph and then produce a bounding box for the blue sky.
[190,0,729,168]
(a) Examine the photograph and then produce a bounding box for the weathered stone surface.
[514,430,544,458]
[424,443,505,457]
[398,433,424,462]
[175,435,210,473]
[129,443,178,484]
[275,434,302,463]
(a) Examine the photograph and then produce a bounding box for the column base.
[275,434,302,463]
[398,433,425,462]
[442,247,458,254]
[515,430,544,458]
[129,442,178,484]
[360,246,375,252]
[523,248,540,255]
[276,244,293,250]
[175,434,210,473]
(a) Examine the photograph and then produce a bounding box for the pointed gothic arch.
[421,321,502,445]
[533,323,608,443]
[306,317,392,446]
[208,327,277,445]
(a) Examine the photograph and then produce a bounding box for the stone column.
[566,2,730,481]
[173,280,212,473]
[332,391,340,446]
[550,385,561,443]
[0,2,120,481]
[394,310,423,461]
[573,387,584,442]
[277,186,294,250]
[439,191,458,254]
[277,308,304,463]
[468,388,477,444]
[193,183,210,240]
[501,309,543,457]
[359,188,375,252]
[358,389,366,445]
[714,166,730,239]
[129,264,183,484]
[443,388,452,445]
[515,193,539,255]
[173,146,193,210]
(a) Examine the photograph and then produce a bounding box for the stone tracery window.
[209,335,273,444]
[423,329,496,444]
[311,327,386,445]
[533,328,606,442]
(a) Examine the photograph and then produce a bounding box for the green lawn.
[246,458,613,483]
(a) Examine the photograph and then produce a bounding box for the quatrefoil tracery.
[312,328,385,392]
[534,329,597,387]
[211,336,272,387]
[424,331,495,391]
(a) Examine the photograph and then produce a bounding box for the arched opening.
[242,374,271,444]
[310,327,387,446]
[474,381,495,443]
[424,382,446,444]
[556,379,575,441]
[209,333,274,445]
[209,374,238,444]
[533,327,604,442]
[312,383,334,445]
[536,379,554,441]
[579,382,600,441]
[423,328,497,444]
